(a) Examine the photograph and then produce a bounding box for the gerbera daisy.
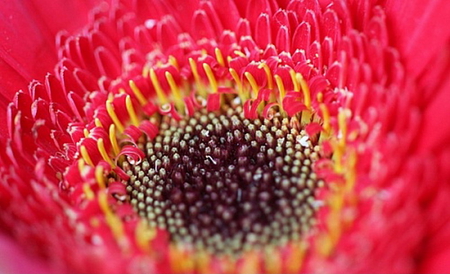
[1,0,450,273]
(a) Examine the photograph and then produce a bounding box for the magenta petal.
[384,0,450,79]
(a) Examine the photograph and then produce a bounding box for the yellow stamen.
[106,99,125,133]
[290,69,300,91]
[98,191,126,246]
[83,128,90,138]
[142,65,150,78]
[319,103,331,133]
[150,68,168,104]
[264,247,282,274]
[297,73,311,108]
[258,63,273,89]
[244,71,259,97]
[338,110,348,148]
[109,124,120,156]
[94,118,103,128]
[165,71,185,113]
[274,74,286,102]
[135,220,156,252]
[129,80,148,106]
[233,50,246,57]
[83,183,95,200]
[215,48,225,67]
[97,138,115,167]
[125,95,140,127]
[80,145,94,167]
[189,58,206,96]
[95,165,106,189]
[168,55,179,70]
[203,63,218,93]
[229,68,244,99]
[286,242,307,273]
[239,251,259,274]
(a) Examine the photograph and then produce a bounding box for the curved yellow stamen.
[319,103,331,134]
[244,71,259,97]
[129,80,148,106]
[125,95,140,127]
[83,128,90,138]
[338,110,348,148]
[95,165,106,189]
[80,145,94,167]
[215,48,225,67]
[259,63,274,90]
[106,99,125,133]
[98,191,126,245]
[189,58,205,96]
[290,69,300,92]
[142,64,150,78]
[203,63,218,93]
[135,220,156,252]
[233,50,246,57]
[94,118,103,128]
[97,138,115,167]
[274,74,286,103]
[150,68,168,104]
[297,73,311,108]
[109,124,120,156]
[168,55,179,70]
[83,183,95,200]
[165,71,185,113]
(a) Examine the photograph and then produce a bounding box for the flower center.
[121,104,324,255]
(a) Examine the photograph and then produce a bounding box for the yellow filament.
[83,128,90,138]
[338,110,348,148]
[290,70,300,91]
[125,95,140,127]
[168,55,179,70]
[109,124,120,156]
[129,80,148,106]
[135,221,156,252]
[239,252,259,274]
[95,165,106,189]
[203,63,218,93]
[319,104,331,133]
[215,48,225,67]
[274,74,286,102]
[80,145,94,167]
[264,248,282,274]
[244,71,259,97]
[94,118,103,128]
[165,71,185,113]
[150,68,168,104]
[286,242,306,273]
[106,100,125,133]
[297,73,311,108]
[97,138,115,167]
[233,50,246,57]
[258,63,273,90]
[83,183,95,200]
[142,65,150,78]
[189,58,201,85]
[98,191,126,244]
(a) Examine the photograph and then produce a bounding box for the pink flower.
[1,0,450,273]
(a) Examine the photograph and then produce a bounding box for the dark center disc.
[121,105,324,254]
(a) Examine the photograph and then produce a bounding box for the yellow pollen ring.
[106,99,125,133]
[215,48,225,67]
[203,63,218,93]
[125,95,140,127]
[95,165,106,189]
[149,68,169,104]
[97,138,115,168]
[165,71,185,113]
[129,80,147,106]
[244,71,259,97]
[109,124,121,156]
[259,63,274,90]
[80,145,94,167]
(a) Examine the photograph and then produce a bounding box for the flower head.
[1,0,450,273]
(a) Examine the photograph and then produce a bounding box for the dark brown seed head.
[121,106,324,255]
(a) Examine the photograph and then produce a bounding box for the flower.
[1,0,450,273]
